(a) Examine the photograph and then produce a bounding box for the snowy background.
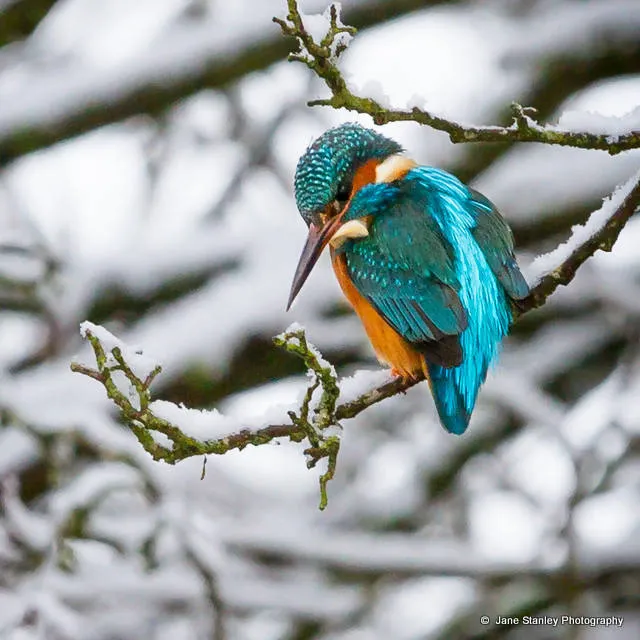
[0,0,639,638]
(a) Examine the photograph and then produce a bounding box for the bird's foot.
[389,367,420,389]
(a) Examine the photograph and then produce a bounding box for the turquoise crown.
[294,123,402,226]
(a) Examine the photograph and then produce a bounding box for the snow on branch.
[274,0,640,155]
[0,19,280,166]
[519,171,640,314]
[69,1,640,511]
[71,172,640,509]
[70,322,410,509]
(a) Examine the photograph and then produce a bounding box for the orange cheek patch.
[350,159,379,195]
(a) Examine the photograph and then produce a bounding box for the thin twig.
[517,177,640,314]
[70,3,640,510]
[273,1,640,155]
[70,170,640,507]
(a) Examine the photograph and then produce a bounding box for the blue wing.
[344,192,468,367]
[342,168,528,435]
[468,189,529,301]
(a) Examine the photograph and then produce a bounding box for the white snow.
[509,0,640,61]
[0,1,639,638]
[49,463,142,518]
[0,427,38,475]
[79,320,160,382]
[557,106,640,137]
[299,10,332,44]
[338,368,393,404]
[276,322,337,378]
[575,490,640,549]
[150,400,241,442]
[0,17,267,142]
[342,9,516,118]
[528,169,640,282]
[299,3,352,62]
[2,477,54,551]
[469,491,546,563]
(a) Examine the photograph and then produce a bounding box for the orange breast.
[331,252,426,379]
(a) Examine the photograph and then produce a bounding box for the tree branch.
[69,1,640,510]
[0,0,460,167]
[273,1,640,155]
[70,169,640,508]
[518,174,640,314]
[0,0,59,48]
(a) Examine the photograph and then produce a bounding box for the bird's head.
[287,123,409,309]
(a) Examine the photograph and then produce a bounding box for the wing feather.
[344,191,467,368]
[469,189,529,300]
[339,170,527,431]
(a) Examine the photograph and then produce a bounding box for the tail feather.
[426,362,478,435]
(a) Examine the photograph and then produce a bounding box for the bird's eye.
[334,185,351,212]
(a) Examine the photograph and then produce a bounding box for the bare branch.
[0,0,459,166]
[69,2,640,510]
[274,0,640,155]
[71,171,640,508]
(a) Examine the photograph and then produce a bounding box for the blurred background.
[0,0,639,638]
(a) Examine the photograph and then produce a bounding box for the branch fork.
[72,325,354,509]
[274,326,342,508]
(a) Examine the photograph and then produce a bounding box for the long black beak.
[287,214,344,311]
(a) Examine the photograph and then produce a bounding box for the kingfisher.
[287,123,529,434]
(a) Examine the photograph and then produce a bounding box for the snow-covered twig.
[71,171,640,509]
[519,171,640,314]
[72,325,362,510]
[69,2,640,511]
[274,1,640,155]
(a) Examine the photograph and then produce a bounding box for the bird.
[287,123,529,435]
